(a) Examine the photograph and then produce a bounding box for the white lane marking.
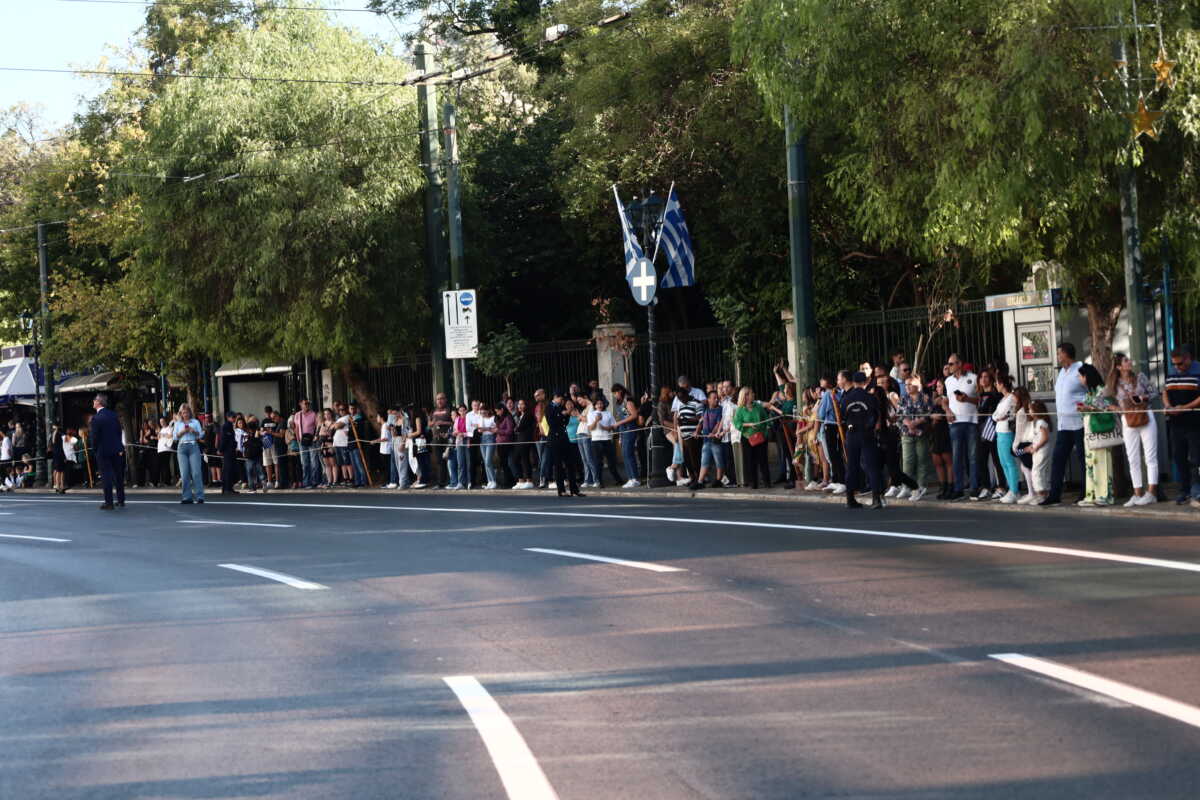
[180,520,295,528]
[10,497,1200,576]
[0,533,71,543]
[525,547,685,573]
[217,563,327,590]
[443,675,559,800]
[991,653,1200,729]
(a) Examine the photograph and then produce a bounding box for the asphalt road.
[1,491,1199,799]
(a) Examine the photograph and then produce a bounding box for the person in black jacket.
[840,373,885,510]
[547,391,583,497]
[220,411,239,495]
[88,393,126,510]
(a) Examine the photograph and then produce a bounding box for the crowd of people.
[28,340,1200,513]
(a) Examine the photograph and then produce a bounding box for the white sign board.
[443,289,479,359]
[628,257,657,306]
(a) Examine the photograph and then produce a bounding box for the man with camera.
[941,353,978,501]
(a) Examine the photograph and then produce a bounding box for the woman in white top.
[157,416,176,485]
[477,405,498,489]
[587,397,620,487]
[992,374,1021,504]
[0,431,11,490]
[573,397,598,487]
[376,412,398,489]
[1109,353,1159,506]
[172,404,206,504]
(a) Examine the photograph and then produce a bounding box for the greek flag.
[613,185,644,276]
[657,185,695,288]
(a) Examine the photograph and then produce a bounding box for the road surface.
[1,492,1198,798]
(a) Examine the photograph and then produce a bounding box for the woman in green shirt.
[734,387,772,489]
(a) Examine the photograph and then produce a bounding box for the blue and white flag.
[613,185,644,276]
[656,185,695,288]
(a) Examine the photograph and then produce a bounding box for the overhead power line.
[58,0,385,12]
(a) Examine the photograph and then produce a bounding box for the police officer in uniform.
[546,390,583,497]
[89,393,126,510]
[840,372,885,510]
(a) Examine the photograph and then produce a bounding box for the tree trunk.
[1085,299,1123,378]
[340,364,380,420]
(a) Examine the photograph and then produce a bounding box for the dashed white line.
[180,520,295,528]
[443,675,559,800]
[525,547,685,573]
[990,653,1200,730]
[0,533,71,543]
[217,563,327,590]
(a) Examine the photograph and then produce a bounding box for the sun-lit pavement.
[1,491,1198,799]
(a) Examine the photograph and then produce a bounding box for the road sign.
[443,289,479,359]
[628,258,657,306]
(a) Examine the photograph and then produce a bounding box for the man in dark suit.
[220,410,239,494]
[89,393,126,510]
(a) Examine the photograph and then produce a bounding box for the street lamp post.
[20,315,46,486]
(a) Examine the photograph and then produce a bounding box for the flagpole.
[650,181,673,266]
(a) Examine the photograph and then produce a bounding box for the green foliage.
[734,0,1200,316]
[127,8,427,366]
[474,321,528,395]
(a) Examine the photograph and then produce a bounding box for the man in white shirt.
[333,403,354,485]
[1041,342,1088,506]
[670,374,707,413]
[941,353,979,500]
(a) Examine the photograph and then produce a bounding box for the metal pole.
[1114,37,1149,369]
[1162,239,1175,355]
[417,41,451,404]
[444,102,465,406]
[37,222,55,486]
[785,107,818,386]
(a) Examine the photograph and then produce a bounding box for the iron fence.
[345,299,1005,406]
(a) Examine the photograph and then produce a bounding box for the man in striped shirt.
[1163,346,1200,507]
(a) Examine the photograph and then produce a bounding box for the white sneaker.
[721,475,731,486]
[622,479,638,488]
[999,491,1018,504]
[896,486,912,500]
[1076,498,1093,507]
[385,483,398,489]
[884,486,900,498]
[1123,495,1140,508]
[992,488,1006,499]
[971,488,990,501]
[804,481,819,491]
[666,467,676,483]
[1018,494,1035,505]
[911,487,927,502]
[1137,493,1159,505]
[412,482,428,489]
[830,483,846,495]
[676,478,690,487]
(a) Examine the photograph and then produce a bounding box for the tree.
[735,0,1200,369]
[127,8,427,419]
[475,322,528,396]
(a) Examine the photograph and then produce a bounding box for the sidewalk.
[21,483,1200,522]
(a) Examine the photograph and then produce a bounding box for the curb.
[12,485,1199,522]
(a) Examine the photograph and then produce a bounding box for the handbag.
[1123,405,1150,429]
[747,431,766,447]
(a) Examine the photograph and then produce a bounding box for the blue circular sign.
[459,292,474,306]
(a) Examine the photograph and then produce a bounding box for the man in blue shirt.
[1040,342,1088,506]
[1163,345,1200,506]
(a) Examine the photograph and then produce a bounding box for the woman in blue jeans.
[172,403,206,504]
[478,405,499,489]
[617,396,641,487]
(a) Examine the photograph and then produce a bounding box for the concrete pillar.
[593,323,636,396]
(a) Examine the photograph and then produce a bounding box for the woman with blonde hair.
[172,403,206,504]
[733,386,772,489]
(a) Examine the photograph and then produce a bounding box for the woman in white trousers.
[1109,354,1159,506]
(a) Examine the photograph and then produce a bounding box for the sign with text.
[984,288,1062,313]
[443,289,479,359]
